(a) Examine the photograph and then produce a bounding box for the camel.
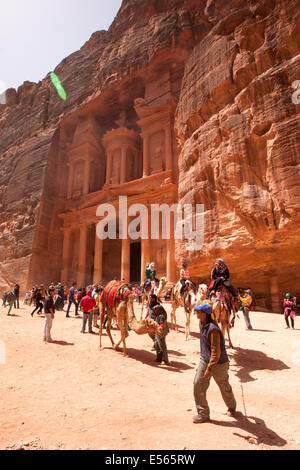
[141,277,168,319]
[99,281,163,356]
[170,279,196,340]
[192,283,235,348]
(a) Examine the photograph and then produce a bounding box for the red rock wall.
[0,0,299,310]
[175,0,300,310]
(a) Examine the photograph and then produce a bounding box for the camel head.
[198,284,208,299]
[160,277,168,287]
[190,283,208,307]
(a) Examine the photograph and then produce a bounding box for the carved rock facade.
[0,0,299,311]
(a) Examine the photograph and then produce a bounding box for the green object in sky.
[50,72,67,100]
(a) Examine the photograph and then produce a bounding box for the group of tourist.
[1,257,299,424]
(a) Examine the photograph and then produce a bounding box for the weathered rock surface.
[0,0,299,309]
[175,0,300,309]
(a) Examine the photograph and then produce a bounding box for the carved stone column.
[93,230,103,284]
[166,212,177,284]
[106,151,112,185]
[121,238,131,282]
[270,277,281,313]
[77,224,88,287]
[120,145,127,184]
[141,238,151,283]
[61,229,71,284]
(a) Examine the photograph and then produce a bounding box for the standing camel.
[170,279,196,340]
[141,277,168,319]
[192,283,235,348]
[99,281,162,356]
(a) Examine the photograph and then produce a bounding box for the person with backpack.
[4,290,16,316]
[283,293,295,329]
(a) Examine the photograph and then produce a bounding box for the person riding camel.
[206,259,237,299]
[178,262,190,299]
[144,262,159,293]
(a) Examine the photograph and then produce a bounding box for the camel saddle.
[100,281,132,308]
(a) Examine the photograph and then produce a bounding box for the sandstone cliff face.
[0,0,200,291]
[175,0,300,309]
[0,0,299,310]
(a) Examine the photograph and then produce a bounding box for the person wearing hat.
[193,303,237,423]
[283,293,295,329]
[239,290,253,330]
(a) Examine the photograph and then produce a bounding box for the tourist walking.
[283,293,295,329]
[239,291,253,330]
[44,288,56,342]
[54,283,64,311]
[13,284,20,309]
[80,290,96,334]
[4,290,16,316]
[193,303,237,423]
[66,283,79,317]
[31,288,44,317]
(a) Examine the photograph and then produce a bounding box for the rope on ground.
[240,383,247,417]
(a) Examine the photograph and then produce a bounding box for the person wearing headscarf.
[54,283,64,311]
[207,259,236,298]
[147,294,161,320]
[152,304,170,365]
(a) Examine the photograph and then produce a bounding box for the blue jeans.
[241,307,252,329]
[82,313,93,332]
[66,299,78,316]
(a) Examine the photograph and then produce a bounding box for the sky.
[0,0,123,94]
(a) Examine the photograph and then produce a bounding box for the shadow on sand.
[228,346,290,383]
[210,411,287,447]
[50,340,74,346]
[115,347,195,373]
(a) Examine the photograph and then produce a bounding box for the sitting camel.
[170,279,196,340]
[192,283,235,348]
[99,281,162,356]
[141,277,168,319]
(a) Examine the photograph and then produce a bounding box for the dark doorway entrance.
[130,242,141,283]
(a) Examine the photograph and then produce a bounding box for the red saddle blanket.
[101,281,131,308]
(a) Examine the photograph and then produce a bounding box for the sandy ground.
[0,300,299,451]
